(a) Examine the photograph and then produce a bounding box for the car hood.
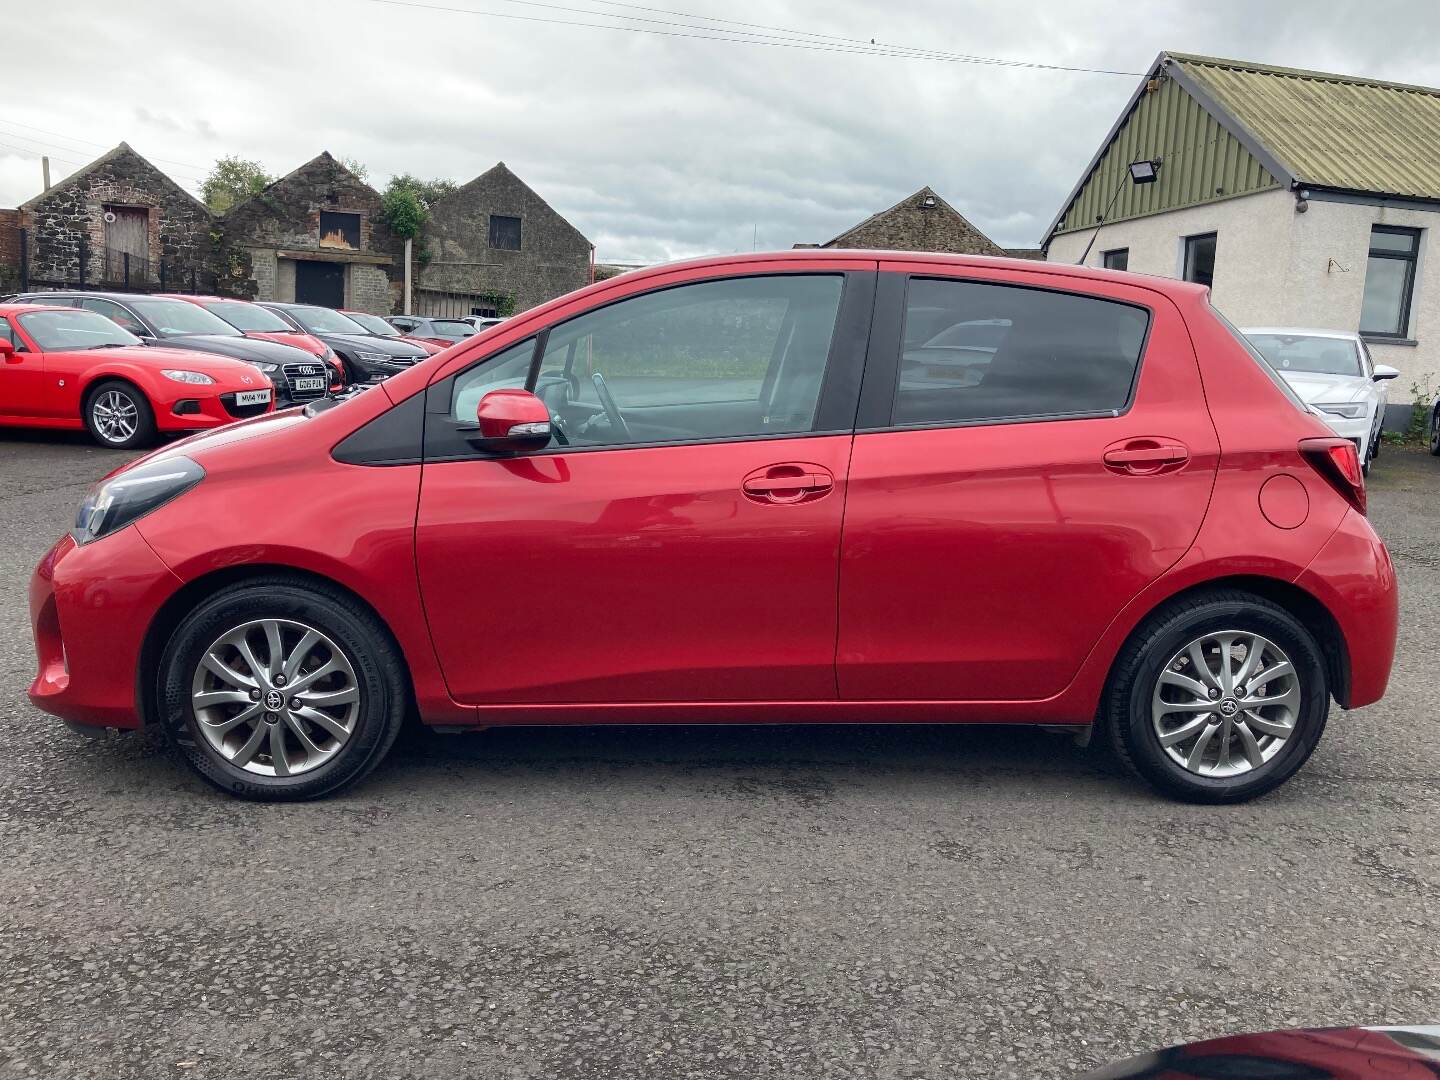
[247,330,327,357]
[67,344,266,381]
[162,334,315,363]
[319,333,428,359]
[1084,1025,1440,1079]
[1280,370,1370,405]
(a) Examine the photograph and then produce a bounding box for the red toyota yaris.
[27,252,1398,802]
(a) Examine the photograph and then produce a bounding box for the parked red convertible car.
[27,252,1397,801]
[1,303,274,447]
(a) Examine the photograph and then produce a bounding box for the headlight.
[356,351,393,363]
[1314,402,1366,419]
[72,456,205,546]
[251,362,280,374]
[161,369,216,385]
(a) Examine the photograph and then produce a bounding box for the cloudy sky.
[4,0,1439,262]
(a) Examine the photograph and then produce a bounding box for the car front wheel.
[85,379,156,449]
[158,577,408,801]
[1104,591,1329,803]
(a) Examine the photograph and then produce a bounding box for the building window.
[1182,233,1217,288]
[489,215,522,251]
[319,211,361,250]
[1360,225,1421,339]
[1102,248,1129,272]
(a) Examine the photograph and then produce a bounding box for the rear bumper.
[1295,509,1398,708]
[28,528,181,729]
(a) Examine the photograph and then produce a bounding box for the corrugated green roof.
[1169,52,1440,199]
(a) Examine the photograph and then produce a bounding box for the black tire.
[1103,590,1329,804]
[84,379,157,449]
[157,577,408,801]
[1429,406,1440,456]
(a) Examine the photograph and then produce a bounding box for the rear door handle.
[741,464,835,504]
[1102,439,1190,473]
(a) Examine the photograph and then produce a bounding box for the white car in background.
[1243,327,1399,473]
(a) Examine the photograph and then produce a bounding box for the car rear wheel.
[158,577,408,801]
[1104,590,1329,803]
[1430,406,1440,456]
[84,379,156,449]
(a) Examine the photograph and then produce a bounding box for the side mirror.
[0,340,15,360]
[1373,364,1401,382]
[467,389,552,452]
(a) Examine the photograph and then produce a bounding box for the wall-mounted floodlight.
[1128,158,1161,184]
[1077,156,1164,264]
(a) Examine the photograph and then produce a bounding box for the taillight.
[1299,437,1366,514]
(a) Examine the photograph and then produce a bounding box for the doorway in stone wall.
[295,260,344,307]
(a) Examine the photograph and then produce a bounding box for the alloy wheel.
[92,390,139,444]
[1150,631,1301,778]
[189,618,361,777]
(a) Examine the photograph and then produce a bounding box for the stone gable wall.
[829,198,1006,256]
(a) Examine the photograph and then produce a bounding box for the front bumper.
[28,527,182,730]
[1295,508,1398,709]
[158,389,274,432]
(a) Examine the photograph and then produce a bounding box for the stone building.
[800,187,1012,257]
[415,162,593,317]
[222,152,402,314]
[12,142,213,290]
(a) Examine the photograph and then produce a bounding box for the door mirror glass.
[1372,363,1401,381]
[468,389,552,452]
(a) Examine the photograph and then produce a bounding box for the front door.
[295,260,345,307]
[415,269,873,704]
[0,315,49,417]
[837,265,1219,702]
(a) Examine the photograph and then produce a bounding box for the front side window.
[79,297,146,335]
[17,309,142,351]
[489,215,522,251]
[1182,233,1217,288]
[1103,248,1129,272]
[1360,225,1421,339]
[0,317,14,347]
[894,278,1149,426]
[452,338,537,422]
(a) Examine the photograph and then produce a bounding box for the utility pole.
[41,156,51,192]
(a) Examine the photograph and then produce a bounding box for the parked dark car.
[338,310,445,356]
[386,315,477,348]
[12,291,329,407]
[258,303,428,384]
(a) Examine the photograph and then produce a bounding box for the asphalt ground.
[2,429,1438,1079]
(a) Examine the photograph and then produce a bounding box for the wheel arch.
[136,563,416,727]
[79,369,151,415]
[1105,574,1351,709]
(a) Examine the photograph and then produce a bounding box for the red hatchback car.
[1,303,275,447]
[27,252,1397,802]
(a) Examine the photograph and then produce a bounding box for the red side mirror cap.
[470,389,552,452]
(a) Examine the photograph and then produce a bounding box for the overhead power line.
[0,118,210,177]
[353,0,1144,75]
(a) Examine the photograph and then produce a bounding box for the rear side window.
[894,278,1149,425]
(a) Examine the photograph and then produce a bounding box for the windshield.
[431,320,476,337]
[1246,333,1363,377]
[344,312,401,336]
[289,306,370,335]
[18,309,142,350]
[127,298,242,337]
[203,300,294,334]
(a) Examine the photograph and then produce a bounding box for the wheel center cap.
[1218,698,1239,717]
[263,689,286,712]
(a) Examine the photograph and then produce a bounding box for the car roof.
[1241,326,1362,341]
[0,302,79,315]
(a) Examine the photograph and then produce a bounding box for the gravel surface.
[2,430,1438,1079]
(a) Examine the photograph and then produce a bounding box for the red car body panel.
[22,250,1397,738]
[0,303,276,434]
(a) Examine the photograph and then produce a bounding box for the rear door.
[837,264,1219,702]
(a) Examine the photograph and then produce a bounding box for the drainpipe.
[403,237,413,315]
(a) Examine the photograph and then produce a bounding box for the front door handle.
[1102,439,1190,474]
[741,464,835,504]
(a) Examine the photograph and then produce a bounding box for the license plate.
[294,377,325,391]
[235,389,272,406]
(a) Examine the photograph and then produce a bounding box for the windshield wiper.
[87,343,134,349]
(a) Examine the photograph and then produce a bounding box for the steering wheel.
[591,372,631,442]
